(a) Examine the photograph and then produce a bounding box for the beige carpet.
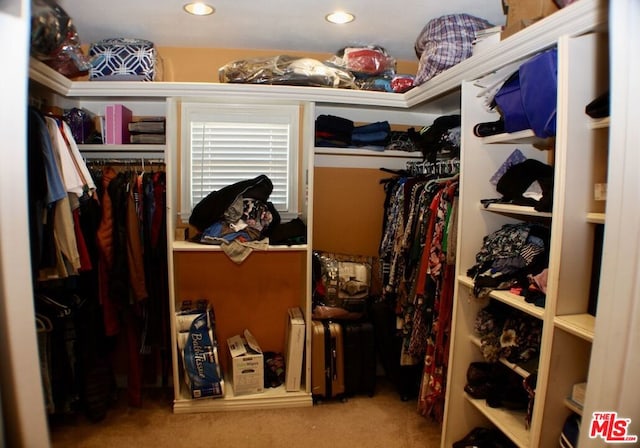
[49,379,442,448]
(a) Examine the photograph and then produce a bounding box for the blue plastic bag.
[494,47,558,138]
[519,48,558,138]
[494,71,531,133]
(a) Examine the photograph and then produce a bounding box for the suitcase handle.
[331,347,337,381]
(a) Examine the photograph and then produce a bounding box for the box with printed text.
[227,329,264,396]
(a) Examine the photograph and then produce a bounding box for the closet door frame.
[0,1,51,446]
[579,1,640,445]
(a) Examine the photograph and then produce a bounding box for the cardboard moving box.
[227,329,264,396]
[501,0,560,39]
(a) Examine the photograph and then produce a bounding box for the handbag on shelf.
[494,47,558,138]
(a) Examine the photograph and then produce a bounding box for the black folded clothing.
[316,114,354,142]
[585,91,609,119]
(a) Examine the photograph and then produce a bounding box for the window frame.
[180,100,301,222]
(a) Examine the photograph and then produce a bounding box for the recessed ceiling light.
[183,2,215,16]
[325,11,355,24]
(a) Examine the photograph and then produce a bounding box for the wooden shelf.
[482,202,553,219]
[586,212,605,224]
[314,147,422,158]
[490,289,545,320]
[460,276,545,320]
[174,382,312,413]
[79,144,166,152]
[564,397,584,416]
[458,275,475,289]
[469,335,534,378]
[465,394,531,448]
[590,117,610,129]
[555,313,596,342]
[314,147,422,169]
[481,129,554,146]
[172,240,308,252]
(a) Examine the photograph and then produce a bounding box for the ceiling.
[57,0,506,62]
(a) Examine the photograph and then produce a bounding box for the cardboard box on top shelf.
[501,0,560,39]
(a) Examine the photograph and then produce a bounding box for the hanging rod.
[406,158,460,177]
[85,158,165,165]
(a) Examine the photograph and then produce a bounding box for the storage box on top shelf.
[89,38,158,81]
[501,0,560,39]
[227,329,264,396]
[104,104,132,144]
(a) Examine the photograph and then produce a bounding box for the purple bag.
[519,48,558,138]
[494,71,530,134]
[493,48,558,138]
[63,108,94,144]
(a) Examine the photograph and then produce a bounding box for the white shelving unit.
[441,3,610,445]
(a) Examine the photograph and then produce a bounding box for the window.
[180,102,300,221]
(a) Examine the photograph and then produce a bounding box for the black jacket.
[189,174,275,232]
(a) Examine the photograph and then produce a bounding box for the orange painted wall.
[312,167,395,258]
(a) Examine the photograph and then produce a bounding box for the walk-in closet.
[2,1,640,447]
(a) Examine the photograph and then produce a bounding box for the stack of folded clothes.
[315,114,391,149]
[315,114,354,147]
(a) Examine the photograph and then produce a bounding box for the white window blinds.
[181,102,299,221]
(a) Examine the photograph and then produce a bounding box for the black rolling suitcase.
[342,320,376,397]
[311,320,345,401]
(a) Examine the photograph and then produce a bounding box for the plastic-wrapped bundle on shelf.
[219,55,357,89]
[329,45,396,78]
[30,0,93,77]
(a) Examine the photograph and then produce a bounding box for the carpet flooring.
[49,378,442,448]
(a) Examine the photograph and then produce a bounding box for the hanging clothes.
[28,106,170,419]
[89,163,168,407]
[378,159,459,422]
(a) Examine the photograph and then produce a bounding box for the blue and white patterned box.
[89,38,157,81]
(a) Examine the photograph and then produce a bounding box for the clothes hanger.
[35,293,71,317]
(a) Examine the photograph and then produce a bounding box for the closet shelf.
[469,335,533,378]
[481,203,553,219]
[314,147,423,169]
[172,240,308,252]
[480,129,554,147]
[554,313,595,342]
[314,147,423,158]
[590,117,610,129]
[564,397,584,416]
[586,212,605,224]
[173,383,312,413]
[465,393,531,448]
[79,144,166,152]
[458,275,545,320]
